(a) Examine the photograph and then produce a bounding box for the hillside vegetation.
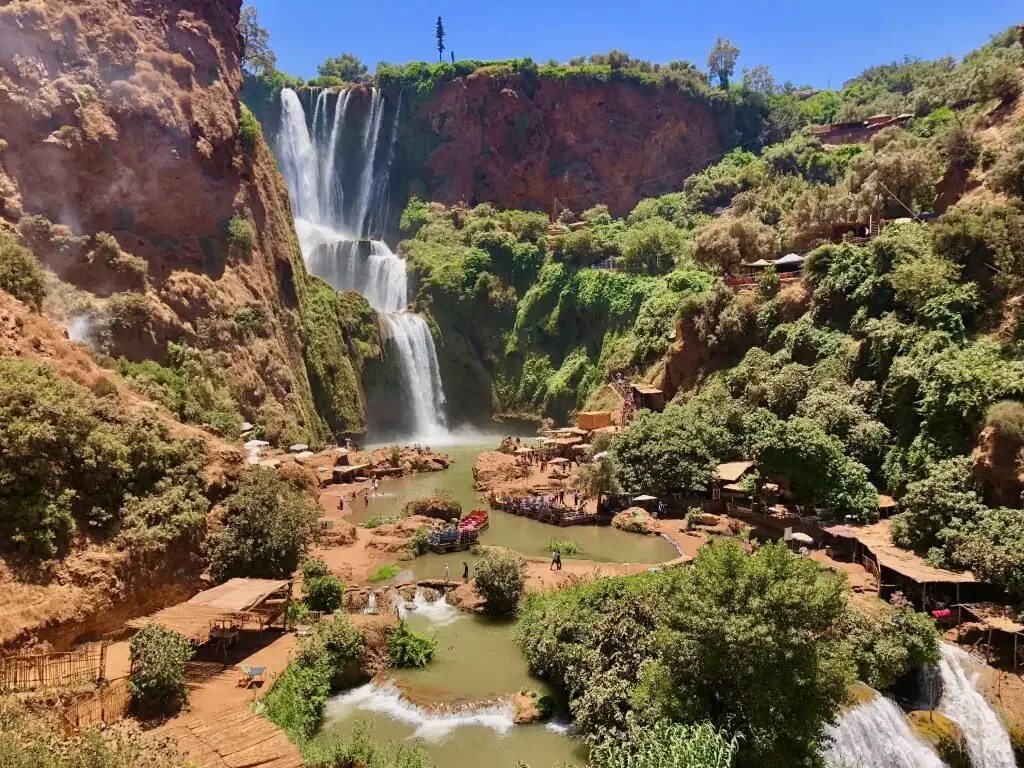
[403,28,1024,598]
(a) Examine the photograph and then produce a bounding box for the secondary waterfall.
[276,87,447,440]
[937,644,1016,768]
[825,694,946,768]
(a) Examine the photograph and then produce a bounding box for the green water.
[323,436,675,767]
[322,607,588,768]
[353,439,678,582]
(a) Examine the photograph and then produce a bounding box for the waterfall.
[275,87,448,440]
[825,694,946,768]
[324,681,516,742]
[362,592,378,615]
[937,644,1016,768]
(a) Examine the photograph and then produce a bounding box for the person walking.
[555,550,562,571]
[550,549,559,571]
[444,562,450,582]
[462,561,469,582]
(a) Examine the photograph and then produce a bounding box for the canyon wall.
[0,0,367,441]
[397,72,725,218]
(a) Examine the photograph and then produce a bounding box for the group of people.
[443,561,472,582]
[496,491,584,516]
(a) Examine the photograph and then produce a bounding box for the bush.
[226,216,255,256]
[839,596,940,690]
[0,233,46,310]
[474,551,526,614]
[128,623,193,717]
[208,468,321,582]
[386,620,437,668]
[402,493,462,521]
[0,699,185,768]
[238,104,261,151]
[303,720,433,768]
[544,538,581,556]
[304,574,345,613]
[590,719,739,768]
[409,526,431,556]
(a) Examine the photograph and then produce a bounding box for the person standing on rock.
[462,562,469,582]
[444,563,450,582]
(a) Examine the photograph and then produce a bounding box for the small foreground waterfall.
[825,693,946,768]
[937,644,1016,768]
[277,87,447,440]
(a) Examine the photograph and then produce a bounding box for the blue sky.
[248,1,1019,89]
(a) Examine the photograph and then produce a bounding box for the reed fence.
[0,642,106,693]
[62,677,131,731]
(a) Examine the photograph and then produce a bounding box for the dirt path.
[154,630,300,768]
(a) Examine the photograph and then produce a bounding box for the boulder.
[612,507,656,534]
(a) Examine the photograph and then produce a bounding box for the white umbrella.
[789,532,814,544]
[632,494,658,502]
[593,451,609,461]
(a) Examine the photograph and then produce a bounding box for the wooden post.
[98,642,107,684]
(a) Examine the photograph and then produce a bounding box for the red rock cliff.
[405,72,724,216]
[0,0,355,441]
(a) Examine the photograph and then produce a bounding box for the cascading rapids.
[276,87,447,441]
[825,693,946,768]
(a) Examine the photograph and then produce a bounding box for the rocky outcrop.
[0,0,366,442]
[397,73,724,217]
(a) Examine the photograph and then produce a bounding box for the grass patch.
[369,564,401,583]
[545,538,582,556]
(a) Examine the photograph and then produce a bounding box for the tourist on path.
[551,549,559,571]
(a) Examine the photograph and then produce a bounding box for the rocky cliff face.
[0,0,363,441]
[397,73,724,218]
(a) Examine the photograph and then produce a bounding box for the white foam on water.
[938,644,1016,768]
[825,692,946,768]
[324,681,516,742]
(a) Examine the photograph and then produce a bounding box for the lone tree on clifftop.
[239,6,276,76]
[707,36,740,89]
[436,16,446,63]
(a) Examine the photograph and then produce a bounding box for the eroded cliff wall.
[0,0,367,441]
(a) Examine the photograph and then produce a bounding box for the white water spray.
[937,644,1016,768]
[825,693,946,768]
[324,681,516,742]
[396,588,461,628]
[276,87,448,440]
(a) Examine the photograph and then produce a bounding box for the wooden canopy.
[716,461,755,484]
[127,579,292,643]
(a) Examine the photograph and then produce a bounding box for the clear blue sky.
[248,1,1020,89]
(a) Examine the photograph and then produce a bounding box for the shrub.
[208,468,321,582]
[304,574,345,613]
[386,620,437,668]
[474,551,526,614]
[0,233,46,310]
[303,720,433,768]
[409,526,431,556]
[128,623,193,717]
[402,493,462,521]
[369,564,400,583]
[839,597,940,690]
[590,719,739,768]
[0,699,185,768]
[544,538,581,556]
[226,216,255,256]
[238,104,261,151]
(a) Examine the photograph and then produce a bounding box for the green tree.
[238,6,276,76]
[474,551,526,614]
[707,37,740,89]
[302,558,345,613]
[839,598,940,690]
[575,454,622,499]
[208,468,321,582]
[128,624,193,717]
[0,233,46,310]
[386,620,437,668]
[741,64,776,95]
[614,404,730,496]
[435,16,445,63]
[647,541,854,768]
[317,53,368,83]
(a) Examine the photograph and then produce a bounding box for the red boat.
[458,510,490,532]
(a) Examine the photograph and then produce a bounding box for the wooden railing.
[62,677,131,731]
[0,643,106,693]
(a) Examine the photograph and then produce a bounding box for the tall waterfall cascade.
[937,644,1016,768]
[277,87,447,440]
[825,694,946,768]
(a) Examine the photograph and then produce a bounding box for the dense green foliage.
[261,617,366,743]
[840,596,941,690]
[238,103,261,151]
[0,359,209,558]
[590,719,739,768]
[386,620,437,668]
[517,542,863,767]
[301,557,346,613]
[0,233,46,310]
[208,467,321,582]
[304,721,433,768]
[118,342,242,439]
[473,551,526,614]
[128,624,194,717]
[226,216,255,256]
